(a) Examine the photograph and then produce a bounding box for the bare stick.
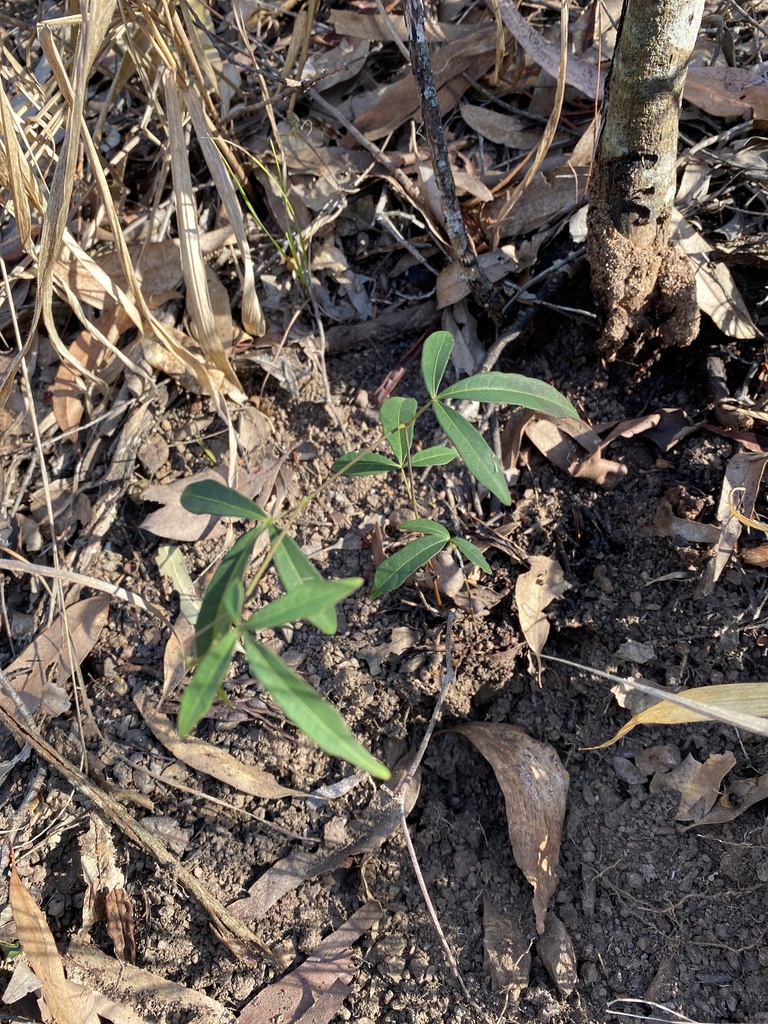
[402,0,504,322]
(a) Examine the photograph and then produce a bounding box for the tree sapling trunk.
[587,0,706,359]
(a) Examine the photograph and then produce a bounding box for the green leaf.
[398,518,451,539]
[410,445,456,468]
[243,636,390,779]
[222,578,245,625]
[181,480,270,520]
[450,536,492,573]
[331,452,399,476]
[380,396,417,464]
[370,535,447,599]
[270,529,337,633]
[439,372,578,419]
[243,578,362,632]
[196,527,262,658]
[433,400,511,505]
[178,628,239,736]
[421,330,454,398]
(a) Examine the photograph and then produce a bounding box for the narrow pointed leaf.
[410,445,456,468]
[421,330,454,398]
[331,451,399,476]
[371,535,447,599]
[244,636,390,779]
[178,628,239,736]
[244,578,362,632]
[222,579,245,624]
[182,480,270,520]
[451,536,492,573]
[196,527,262,657]
[380,396,418,464]
[439,372,578,419]
[270,529,336,633]
[433,400,511,505]
[398,518,451,539]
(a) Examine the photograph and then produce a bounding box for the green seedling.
[333,329,578,600]
[177,480,387,778]
[178,330,577,779]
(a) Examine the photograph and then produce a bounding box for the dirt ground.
[3,265,768,1024]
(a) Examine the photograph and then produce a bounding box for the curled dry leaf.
[694,772,768,826]
[105,890,136,965]
[134,689,301,800]
[452,723,569,934]
[515,555,570,674]
[649,752,736,822]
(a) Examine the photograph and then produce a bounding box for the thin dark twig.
[402,0,505,322]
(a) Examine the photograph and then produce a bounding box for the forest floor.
[2,2,768,1023]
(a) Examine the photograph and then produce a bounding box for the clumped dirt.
[3,284,768,1024]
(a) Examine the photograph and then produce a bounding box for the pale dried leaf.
[436,248,519,308]
[51,330,103,432]
[239,902,381,1024]
[133,689,301,799]
[650,752,736,821]
[460,102,539,148]
[64,943,235,1024]
[452,723,569,934]
[698,451,768,596]
[536,913,577,997]
[303,36,369,91]
[651,497,721,545]
[0,595,109,716]
[9,862,83,1024]
[139,467,231,542]
[515,555,570,667]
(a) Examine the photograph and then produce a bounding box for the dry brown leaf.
[651,497,721,546]
[139,467,231,542]
[51,329,104,432]
[524,415,628,489]
[694,772,768,826]
[9,859,84,1024]
[105,890,136,965]
[684,65,768,120]
[133,689,301,800]
[515,555,570,673]
[239,902,381,1024]
[487,170,589,240]
[0,594,109,717]
[452,723,569,934]
[649,752,736,821]
[536,912,577,997]
[483,897,531,997]
[460,102,539,148]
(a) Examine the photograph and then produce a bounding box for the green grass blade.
[370,535,447,599]
[331,452,399,476]
[243,578,362,632]
[270,529,337,633]
[181,480,270,520]
[178,628,239,736]
[439,372,578,419]
[433,401,511,505]
[421,330,454,398]
[243,637,390,779]
[398,518,451,539]
[409,445,456,468]
[380,396,417,464]
[450,536,492,573]
[196,527,262,658]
